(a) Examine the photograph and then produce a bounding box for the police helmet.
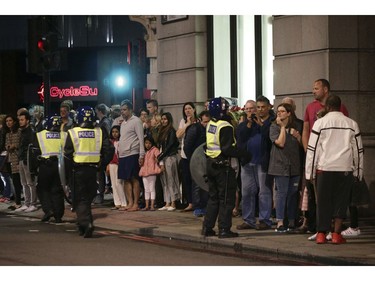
[208,97,229,119]
[76,106,95,127]
[45,115,61,131]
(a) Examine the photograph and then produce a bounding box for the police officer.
[201,97,251,239]
[35,115,66,223]
[64,106,114,238]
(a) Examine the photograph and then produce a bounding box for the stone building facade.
[134,15,375,215]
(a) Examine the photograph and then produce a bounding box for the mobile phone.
[251,113,257,121]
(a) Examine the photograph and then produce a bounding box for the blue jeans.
[241,163,273,226]
[274,175,299,224]
[192,178,208,209]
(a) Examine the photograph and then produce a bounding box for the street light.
[107,68,131,104]
[115,75,127,88]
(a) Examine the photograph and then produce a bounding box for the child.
[139,136,162,211]
[107,125,127,210]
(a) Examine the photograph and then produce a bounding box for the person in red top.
[107,125,127,210]
[301,78,349,238]
[302,79,349,149]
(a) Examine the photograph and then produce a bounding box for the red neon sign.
[50,85,98,99]
[38,82,44,102]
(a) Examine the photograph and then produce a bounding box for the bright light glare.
[115,75,126,88]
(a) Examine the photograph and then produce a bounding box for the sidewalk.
[1,198,375,265]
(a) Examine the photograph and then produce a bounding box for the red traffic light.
[37,37,48,52]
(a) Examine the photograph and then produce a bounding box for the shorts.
[316,171,352,219]
[118,154,140,181]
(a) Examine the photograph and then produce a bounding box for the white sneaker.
[167,206,176,211]
[14,205,29,212]
[308,232,332,241]
[326,232,332,241]
[341,227,361,238]
[24,205,38,212]
[308,232,317,241]
[158,206,169,211]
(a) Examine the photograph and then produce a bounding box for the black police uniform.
[64,123,114,238]
[202,118,251,238]
[34,129,65,223]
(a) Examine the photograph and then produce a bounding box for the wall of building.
[273,15,375,215]
[149,15,375,214]
[155,16,208,121]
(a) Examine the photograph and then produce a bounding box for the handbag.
[0,151,9,172]
[351,177,370,207]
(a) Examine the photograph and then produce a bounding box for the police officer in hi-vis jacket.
[202,97,252,239]
[64,106,114,238]
[35,115,66,223]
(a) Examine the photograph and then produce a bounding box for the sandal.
[232,209,240,217]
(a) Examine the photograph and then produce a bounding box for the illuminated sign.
[45,81,99,102]
[50,85,98,99]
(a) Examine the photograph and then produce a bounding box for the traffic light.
[37,33,60,71]
[37,33,58,53]
[37,37,49,53]
[27,17,43,74]
[27,17,66,74]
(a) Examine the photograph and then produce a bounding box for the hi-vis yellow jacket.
[36,130,67,159]
[68,127,102,163]
[206,120,235,158]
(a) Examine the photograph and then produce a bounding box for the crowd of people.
[0,78,366,243]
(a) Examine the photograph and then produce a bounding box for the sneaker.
[316,232,327,244]
[286,226,296,233]
[92,195,104,204]
[237,222,256,230]
[275,225,288,233]
[326,232,332,241]
[8,205,17,210]
[308,232,317,241]
[256,222,272,230]
[14,205,29,212]
[341,227,361,238]
[167,206,176,211]
[218,229,239,239]
[287,226,307,234]
[158,206,169,211]
[193,208,207,217]
[332,232,346,244]
[24,205,38,212]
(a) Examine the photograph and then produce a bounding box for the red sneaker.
[316,232,327,244]
[332,233,346,244]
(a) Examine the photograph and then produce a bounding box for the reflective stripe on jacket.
[36,130,66,159]
[68,127,102,163]
[206,120,235,158]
